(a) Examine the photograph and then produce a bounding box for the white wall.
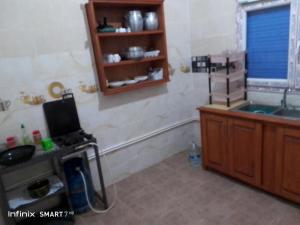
[190,0,237,55]
[0,0,212,219]
[0,0,209,223]
[4,0,298,223]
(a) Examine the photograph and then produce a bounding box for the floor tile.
[77,151,300,225]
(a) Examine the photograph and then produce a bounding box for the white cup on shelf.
[113,54,121,63]
[105,54,114,63]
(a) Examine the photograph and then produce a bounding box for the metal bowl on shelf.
[27,178,50,199]
[125,46,145,60]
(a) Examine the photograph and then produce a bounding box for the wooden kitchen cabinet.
[228,119,262,186]
[199,107,300,204]
[201,113,262,185]
[201,114,228,173]
[276,128,300,202]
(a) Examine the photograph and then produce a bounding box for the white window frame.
[236,0,300,91]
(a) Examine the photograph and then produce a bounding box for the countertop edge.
[197,106,300,128]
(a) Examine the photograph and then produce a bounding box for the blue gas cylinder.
[63,157,95,214]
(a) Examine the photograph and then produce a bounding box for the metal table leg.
[93,145,108,209]
[82,152,104,202]
[0,176,15,225]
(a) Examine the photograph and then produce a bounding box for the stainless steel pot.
[125,46,145,60]
[125,10,143,32]
[144,12,159,30]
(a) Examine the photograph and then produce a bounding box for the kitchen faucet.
[281,87,291,109]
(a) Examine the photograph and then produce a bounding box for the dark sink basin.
[0,145,35,167]
[235,104,280,115]
[274,109,300,119]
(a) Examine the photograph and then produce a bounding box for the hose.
[76,144,117,214]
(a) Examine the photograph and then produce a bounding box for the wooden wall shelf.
[86,0,169,95]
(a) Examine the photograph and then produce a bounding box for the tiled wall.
[0,0,208,197]
[2,0,299,222]
[190,0,237,55]
[0,0,210,222]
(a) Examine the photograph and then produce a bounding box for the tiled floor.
[75,151,300,225]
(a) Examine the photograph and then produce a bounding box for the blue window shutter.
[247,5,290,79]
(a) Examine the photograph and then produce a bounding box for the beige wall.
[2,0,297,223]
[190,0,237,55]
[0,0,208,223]
[0,0,202,183]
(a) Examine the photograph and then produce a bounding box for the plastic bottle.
[32,130,42,145]
[21,124,32,145]
[188,142,201,167]
[6,136,16,148]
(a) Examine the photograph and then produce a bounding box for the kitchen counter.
[198,105,300,204]
[198,105,300,128]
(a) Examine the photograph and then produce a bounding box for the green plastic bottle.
[21,124,32,145]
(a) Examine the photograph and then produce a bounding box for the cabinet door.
[201,113,228,173]
[262,125,278,193]
[228,119,262,186]
[277,128,300,202]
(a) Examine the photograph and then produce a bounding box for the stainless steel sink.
[234,88,300,119]
[233,102,300,120]
[234,104,280,115]
[274,109,300,119]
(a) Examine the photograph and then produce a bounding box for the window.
[237,0,299,90]
[247,5,290,80]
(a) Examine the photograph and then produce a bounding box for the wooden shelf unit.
[86,0,169,95]
[208,52,247,107]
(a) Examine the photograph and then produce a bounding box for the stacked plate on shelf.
[149,68,163,80]
[108,75,149,88]
[144,50,160,58]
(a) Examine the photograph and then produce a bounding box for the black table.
[0,140,108,225]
